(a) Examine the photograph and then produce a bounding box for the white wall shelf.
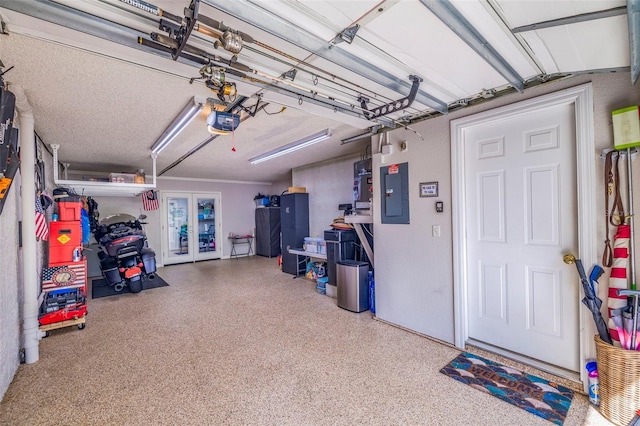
[344,214,373,224]
[51,144,157,197]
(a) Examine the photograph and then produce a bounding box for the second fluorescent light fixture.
[249,129,333,164]
[151,97,205,154]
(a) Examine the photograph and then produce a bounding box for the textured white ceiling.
[0,0,634,183]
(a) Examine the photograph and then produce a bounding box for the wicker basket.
[594,334,640,425]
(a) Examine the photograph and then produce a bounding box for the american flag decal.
[42,261,86,291]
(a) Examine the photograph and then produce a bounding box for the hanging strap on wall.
[609,151,625,226]
[603,150,628,266]
[603,151,620,266]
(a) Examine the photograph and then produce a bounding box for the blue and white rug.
[440,352,574,425]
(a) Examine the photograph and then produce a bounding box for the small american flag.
[42,261,86,291]
[35,195,48,241]
[142,190,159,211]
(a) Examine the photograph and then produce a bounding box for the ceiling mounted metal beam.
[419,0,524,92]
[0,0,390,125]
[201,0,449,114]
[247,75,395,127]
[142,34,394,124]
[0,0,151,54]
[0,0,212,74]
[629,0,640,85]
[512,6,628,33]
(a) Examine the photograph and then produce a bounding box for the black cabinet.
[255,207,281,257]
[280,193,309,275]
[324,229,356,285]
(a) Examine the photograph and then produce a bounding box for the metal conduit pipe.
[11,84,40,364]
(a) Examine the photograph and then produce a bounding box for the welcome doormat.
[440,352,574,425]
[91,275,169,299]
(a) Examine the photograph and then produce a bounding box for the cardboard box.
[288,186,306,193]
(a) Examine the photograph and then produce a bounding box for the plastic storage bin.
[316,276,327,295]
[255,197,270,207]
[326,283,337,298]
[303,237,325,254]
[58,200,82,221]
[109,173,136,183]
[304,237,317,253]
[317,240,327,255]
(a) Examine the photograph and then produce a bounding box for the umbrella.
[589,264,604,296]
[611,307,632,349]
[617,289,640,350]
[564,254,613,344]
[607,224,631,344]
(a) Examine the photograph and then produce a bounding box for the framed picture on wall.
[419,181,438,197]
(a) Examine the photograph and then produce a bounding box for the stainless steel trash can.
[336,260,369,312]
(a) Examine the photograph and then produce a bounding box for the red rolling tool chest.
[40,193,87,335]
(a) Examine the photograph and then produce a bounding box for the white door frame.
[451,83,595,384]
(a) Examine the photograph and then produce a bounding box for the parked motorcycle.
[94,213,156,293]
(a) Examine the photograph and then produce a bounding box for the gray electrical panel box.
[380,162,409,224]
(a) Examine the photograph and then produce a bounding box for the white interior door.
[193,194,222,262]
[463,102,579,372]
[161,192,221,265]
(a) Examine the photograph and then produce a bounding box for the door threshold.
[466,339,583,393]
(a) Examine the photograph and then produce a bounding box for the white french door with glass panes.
[161,192,222,265]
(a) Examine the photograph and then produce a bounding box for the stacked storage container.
[39,193,87,333]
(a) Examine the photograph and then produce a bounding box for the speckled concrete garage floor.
[1,256,614,425]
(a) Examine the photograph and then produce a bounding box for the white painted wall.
[373,125,454,342]
[0,138,53,400]
[0,171,21,399]
[292,154,362,237]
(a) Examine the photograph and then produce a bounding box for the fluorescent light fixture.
[341,131,374,145]
[151,97,204,154]
[249,128,333,164]
[341,126,380,145]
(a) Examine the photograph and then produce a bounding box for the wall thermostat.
[435,201,444,213]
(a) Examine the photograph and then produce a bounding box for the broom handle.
[628,148,637,291]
